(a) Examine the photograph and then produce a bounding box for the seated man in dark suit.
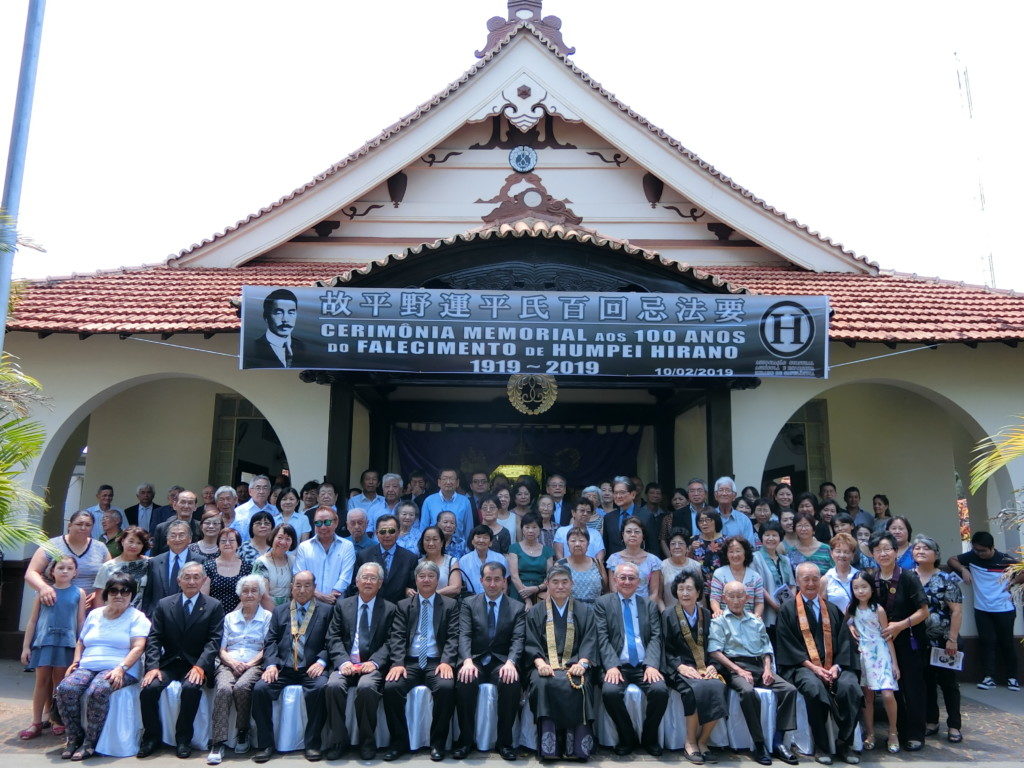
[594,562,669,757]
[324,562,397,761]
[349,514,417,604]
[140,520,201,616]
[383,560,459,762]
[151,490,200,555]
[251,570,333,763]
[137,562,224,759]
[453,561,525,761]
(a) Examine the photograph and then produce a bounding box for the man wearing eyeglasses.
[324,562,397,761]
[594,562,668,757]
[349,514,417,604]
[294,508,356,604]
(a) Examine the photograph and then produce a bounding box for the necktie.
[284,341,293,366]
[487,600,497,641]
[623,598,640,666]
[383,549,392,576]
[184,596,193,615]
[418,599,431,669]
[298,604,307,624]
[170,552,181,583]
[358,604,371,661]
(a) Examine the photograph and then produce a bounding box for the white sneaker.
[1008,678,1021,692]
[207,745,224,765]
[977,676,997,690]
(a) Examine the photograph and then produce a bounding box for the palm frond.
[970,416,1024,495]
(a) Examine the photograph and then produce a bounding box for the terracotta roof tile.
[167,22,875,273]
[10,260,1024,343]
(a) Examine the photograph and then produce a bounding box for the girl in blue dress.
[19,557,86,740]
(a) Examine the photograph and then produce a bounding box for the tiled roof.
[167,22,875,274]
[10,259,1024,343]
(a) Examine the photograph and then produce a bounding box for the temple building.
[5,1,1023,651]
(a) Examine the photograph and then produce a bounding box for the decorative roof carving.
[476,172,582,226]
[477,2,575,58]
[468,73,582,134]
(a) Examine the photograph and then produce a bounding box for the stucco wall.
[80,378,223,519]
[675,404,708,487]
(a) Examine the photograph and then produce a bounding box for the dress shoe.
[775,744,799,765]
[683,748,705,764]
[452,745,471,759]
[359,744,377,761]
[644,743,664,757]
[253,747,274,763]
[814,754,833,765]
[176,742,193,759]
[904,740,923,752]
[235,730,251,754]
[430,746,445,761]
[839,751,860,765]
[702,749,719,764]
[382,748,404,761]
[499,746,518,761]
[323,745,345,761]
[304,748,323,761]
[754,742,773,765]
[136,740,157,759]
[613,744,632,756]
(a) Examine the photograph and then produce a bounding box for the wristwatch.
[578,660,590,670]
[118,664,130,673]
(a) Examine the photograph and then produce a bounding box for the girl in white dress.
[849,571,901,753]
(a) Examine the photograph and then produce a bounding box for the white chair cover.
[94,684,143,757]
[660,690,689,750]
[158,681,211,749]
[518,696,536,749]
[272,685,309,752]
[715,687,777,751]
[788,695,863,755]
[597,683,645,746]
[404,685,455,750]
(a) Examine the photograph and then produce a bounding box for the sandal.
[61,740,83,760]
[862,732,874,751]
[948,730,963,743]
[52,724,67,737]
[71,747,95,762]
[924,725,939,737]
[19,722,44,740]
[887,738,900,754]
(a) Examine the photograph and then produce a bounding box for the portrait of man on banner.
[245,288,309,369]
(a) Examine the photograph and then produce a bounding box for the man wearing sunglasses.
[349,514,417,605]
[294,507,356,605]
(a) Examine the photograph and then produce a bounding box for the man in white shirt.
[347,470,387,524]
[294,508,356,604]
[235,475,278,543]
[83,484,126,540]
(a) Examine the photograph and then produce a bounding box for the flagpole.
[0,0,47,354]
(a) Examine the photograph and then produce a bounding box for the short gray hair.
[167,519,192,535]
[347,507,367,522]
[136,482,154,494]
[215,485,237,501]
[714,476,737,494]
[236,574,267,596]
[911,534,941,563]
[414,560,440,579]
[358,561,385,580]
[546,564,573,582]
[382,473,403,487]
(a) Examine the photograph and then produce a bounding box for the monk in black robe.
[776,562,862,765]
[524,565,597,761]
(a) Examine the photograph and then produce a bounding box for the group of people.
[17,470,1023,765]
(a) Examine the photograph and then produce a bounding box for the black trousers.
[600,664,669,749]
[785,667,860,753]
[455,660,520,750]
[325,669,384,749]
[975,609,1018,682]
[723,659,796,746]
[893,637,926,743]
[139,663,205,744]
[252,667,328,750]
[922,658,961,730]
[383,661,455,750]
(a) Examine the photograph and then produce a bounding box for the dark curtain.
[394,426,642,487]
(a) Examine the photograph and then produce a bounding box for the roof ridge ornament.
[476,1,576,58]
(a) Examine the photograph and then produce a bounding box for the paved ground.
[0,660,1021,767]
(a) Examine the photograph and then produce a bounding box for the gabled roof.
[167,21,876,275]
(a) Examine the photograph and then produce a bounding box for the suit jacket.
[458,593,526,666]
[389,592,459,666]
[594,591,663,670]
[602,507,659,557]
[145,592,224,675]
[348,545,417,604]
[327,594,397,670]
[151,518,201,556]
[245,333,309,369]
[264,599,333,670]
[141,549,202,615]
[124,504,170,534]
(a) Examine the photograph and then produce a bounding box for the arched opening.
[36,376,290,537]
[761,381,1016,562]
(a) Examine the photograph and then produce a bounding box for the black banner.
[240,287,829,378]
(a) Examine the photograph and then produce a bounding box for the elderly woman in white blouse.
[207,575,272,764]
